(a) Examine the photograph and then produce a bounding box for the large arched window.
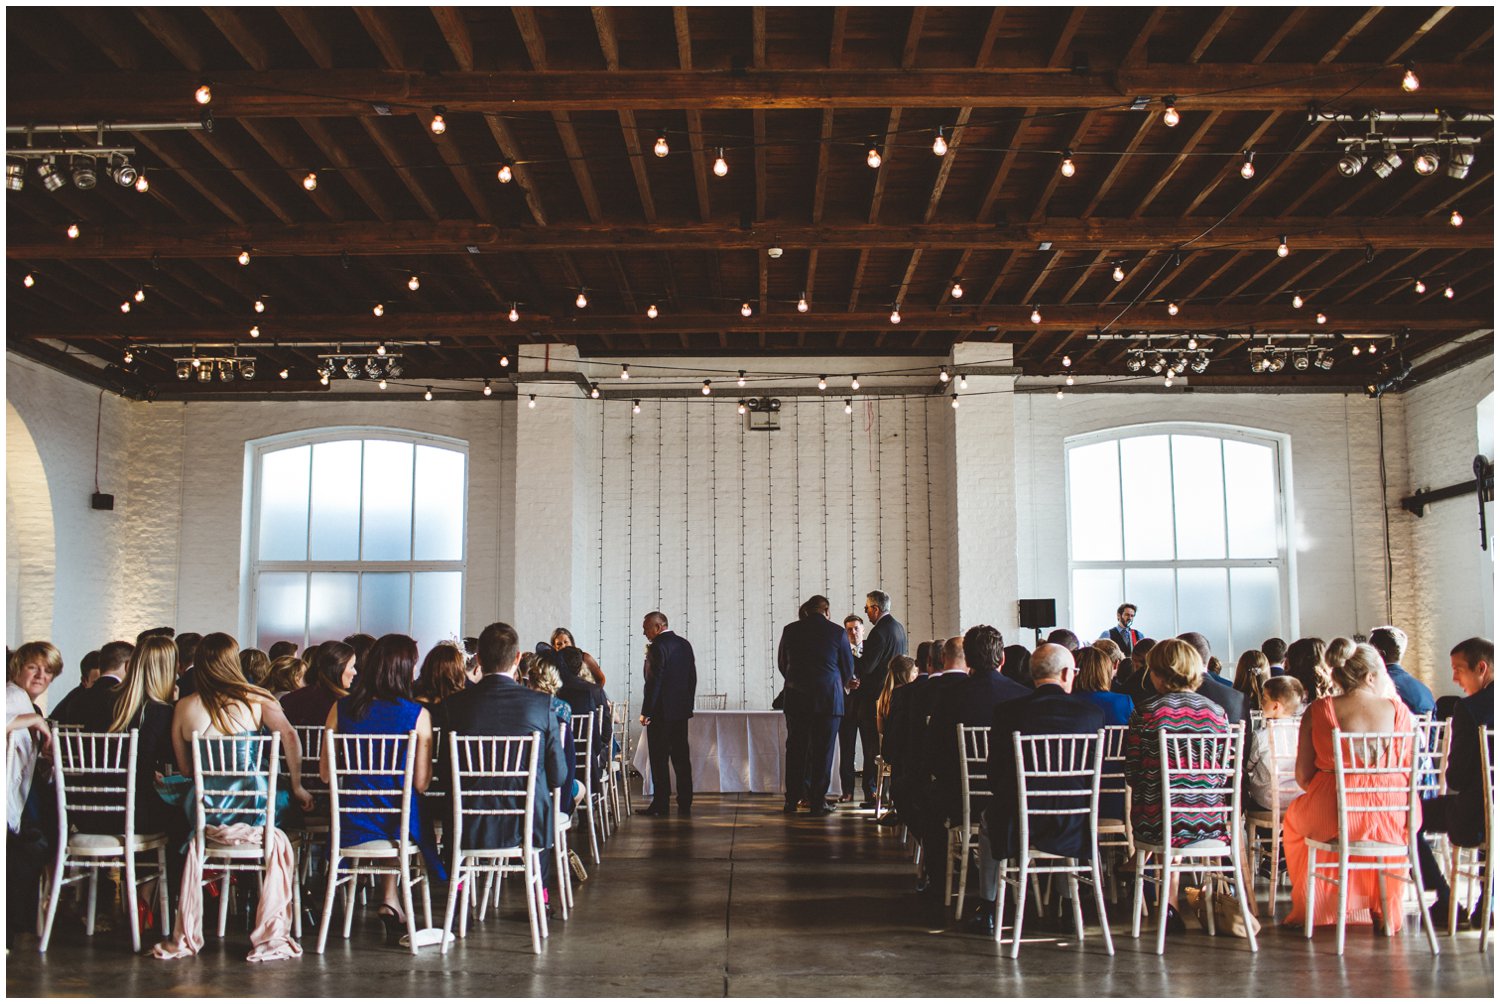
[248,430,467,655]
[1065,424,1292,659]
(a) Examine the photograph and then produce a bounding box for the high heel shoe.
[377,904,405,942]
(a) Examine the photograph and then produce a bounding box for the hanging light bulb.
[576,289,588,308]
[134,173,149,193]
[590,383,601,399]
[302,171,318,191]
[653,133,669,158]
[194,80,213,105]
[482,380,493,397]
[1168,301,1180,316]
[1276,235,1289,258]
[817,375,828,391]
[850,375,860,391]
[372,303,385,317]
[119,300,131,313]
[1316,311,1327,324]
[932,128,948,156]
[133,288,146,303]
[1065,374,1075,386]
[1112,263,1125,282]
[633,400,642,414]
[254,298,266,313]
[866,145,882,169]
[237,247,250,266]
[701,379,712,396]
[497,163,513,183]
[1444,285,1455,299]
[1449,208,1464,227]
[508,304,519,323]
[1164,372,1174,387]
[423,386,434,400]
[408,274,420,291]
[528,394,537,409]
[737,370,747,387]
[1351,344,1362,356]
[1030,306,1042,324]
[1414,278,1426,294]
[958,374,968,390]
[378,377,387,390]
[951,393,960,409]
[741,302,752,317]
[320,372,330,386]
[279,368,289,380]
[500,353,510,368]
[889,306,901,324]
[1162,96,1180,127]
[1186,335,1198,351]
[646,303,658,319]
[620,363,630,380]
[1060,150,1076,177]
[737,400,747,415]
[1240,150,1256,179]
[845,399,854,415]
[713,148,728,177]
[429,107,447,134]
[797,292,809,313]
[1292,293,1305,309]
[22,273,34,288]
[376,344,387,356]
[1401,63,1420,92]
[67,222,80,240]
[950,279,964,299]
[939,366,950,383]
[249,325,260,338]
[192,357,202,369]
[1062,354,1072,368]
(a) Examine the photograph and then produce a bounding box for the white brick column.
[945,343,1021,639]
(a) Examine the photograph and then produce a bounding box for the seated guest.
[1113,637,1158,704]
[280,642,355,729]
[56,640,134,729]
[1093,637,1125,681]
[549,628,608,688]
[520,654,579,814]
[1262,637,1288,677]
[970,642,1105,934]
[1178,631,1248,730]
[1046,628,1081,652]
[1243,676,1304,812]
[1232,650,1270,708]
[439,623,568,904]
[904,637,969,886]
[136,627,175,645]
[461,637,482,683]
[262,655,307,700]
[321,634,440,934]
[415,642,469,733]
[239,648,271,686]
[104,635,179,833]
[49,650,101,723]
[1001,644,1033,690]
[1286,637,1333,703]
[555,647,610,786]
[1124,639,1230,931]
[1416,637,1494,926]
[1073,647,1134,726]
[267,640,298,663]
[7,643,60,948]
[875,655,917,744]
[880,642,937,827]
[342,634,377,669]
[173,632,203,698]
[1367,626,1435,716]
[1205,655,1231,688]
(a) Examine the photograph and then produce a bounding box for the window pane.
[1068,441,1123,561]
[1224,439,1278,559]
[1171,436,1227,560]
[309,441,362,561]
[1072,569,1123,641]
[1229,567,1281,659]
[1120,436,1174,560]
[1123,568,1177,642]
[258,446,310,561]
[361,441,414,561]
[256,572,307,651]
[1176,567,1229,667]
[359,572,410,639]
[308,572,359,644]
[411,572,463,657]
[413,446,466,561]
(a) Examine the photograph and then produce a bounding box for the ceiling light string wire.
[739,401,748,704]
[793,398,802,603]
[626,397,635,740]
[764,413,775,707]
[598,397,606,677]
[923,394,936,637]
[656,401,663,611]
[848,390,856,613]
[821,395,830,600]
[902,396,911,619]
[710,393,719,701]
[682,396,691,648]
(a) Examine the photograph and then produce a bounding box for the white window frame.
[1063,421,1298,652]
[242,426,469,649]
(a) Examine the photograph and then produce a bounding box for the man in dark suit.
[439,622,568,886]
[554,646,611,787]
[49,651,101,724]
[55,641,133,730]
[640,611,697,815]
[909,637,969,891]
[849,590,907,806]
[882,642,939,827]
[778,595,855,815]
[173,632,203,698]
[969,643,1105,934]
[1178,632,1249,729]
[1417,636,1494,926]
[1099,603,1141,656]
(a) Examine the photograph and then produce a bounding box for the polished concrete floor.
[7,793,1495,997]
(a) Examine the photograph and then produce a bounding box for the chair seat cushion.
[68,832,168,854]
[341,839,417,856]
[1305,838,1409,855]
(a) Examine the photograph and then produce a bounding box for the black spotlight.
[70,155,97,190]
[36,157,66,191]
[109,155,138,188]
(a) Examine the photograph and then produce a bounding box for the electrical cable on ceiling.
[710,395,719,701]
[626,396,636,738]
[765,407,775,706]
[821,396,830,596]
[93,388,105,492]
[656,401,663,611]
[924,394,936,636]
[793,398,802,602]
[682,396,691,646]
[597,398,606,684]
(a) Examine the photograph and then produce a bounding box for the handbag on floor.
[1185,875,1261,938]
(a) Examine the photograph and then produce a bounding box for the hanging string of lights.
[923,397,936,637]
[710,397,719,700]
[763,424,774,707]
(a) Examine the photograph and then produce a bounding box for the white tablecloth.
[633,710,843,796]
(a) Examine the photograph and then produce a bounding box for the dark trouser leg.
[837,707,860,796]
[805,715,839,806]
[666,719,693,809]
[1418,795,1452,901]
[857,702,881,802]
[647,720,673,808]
[784,711,809,807]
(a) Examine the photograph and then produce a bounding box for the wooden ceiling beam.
[1320,8,1382,63]
[513,8,603,224]
[674,9,713,223]
[1180,112,1279,217]
[592,7,657,224]
[1386,6,1455,63]
[14,65,1490,117]
[1129,111,1220,218]
[18,217,1485,258]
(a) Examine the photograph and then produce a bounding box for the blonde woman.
[108,635,179,832]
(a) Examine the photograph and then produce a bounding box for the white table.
[633,710,843,797]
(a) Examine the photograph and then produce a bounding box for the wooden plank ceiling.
[5,6,1494,397]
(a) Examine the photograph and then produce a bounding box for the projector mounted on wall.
[743,397,781,432]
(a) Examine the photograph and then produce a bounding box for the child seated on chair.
[1245,676,1305,811]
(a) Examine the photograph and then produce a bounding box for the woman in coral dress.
[1282,641,1417,931]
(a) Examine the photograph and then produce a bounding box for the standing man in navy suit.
[851,590,908,806]
[778,595,855,816]
[640,611,697,816]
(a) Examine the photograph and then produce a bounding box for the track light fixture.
[1447,143,1474,180]
[36,157,65,192]
[1413,145,1441,175]
[109,154,138,188]
[1337,144,1368,177]
[1371,145,1402,179]
[70,155,96,189]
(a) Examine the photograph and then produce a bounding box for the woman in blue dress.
[320,634,438,935]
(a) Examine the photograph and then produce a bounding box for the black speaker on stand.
[1018,599,1057,648]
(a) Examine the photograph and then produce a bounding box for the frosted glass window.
[1229,567,1281,657]
[258,446,310,561]
[1172,436,1227,560]
[1176,568,1229,665]
[256,573,307,650]
[360,572,410,639]
[412,572,463,655]
[413,446,466,561]
[1120,436,1175,561]
[1223,440,1278,559]
[1072,569,1123,642]
[1123,568,1177,640]
[362,440,414,561]
[1068,441,1123,561]
[308,572,359,643]
[309,441,362,561]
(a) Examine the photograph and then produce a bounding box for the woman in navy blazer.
[1074,647,1135,724]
